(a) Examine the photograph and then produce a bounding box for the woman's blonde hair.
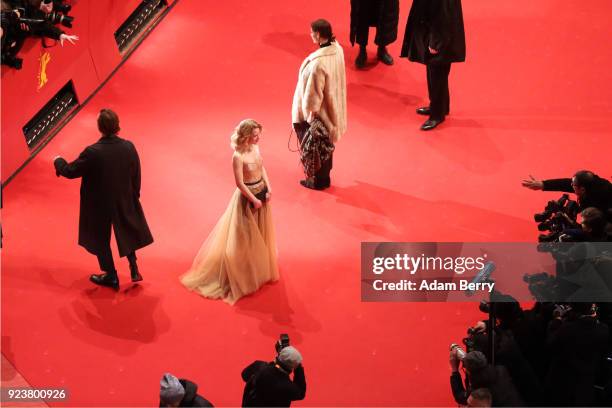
[230,119,262,152]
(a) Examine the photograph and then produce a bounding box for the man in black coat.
[241,346,306,407]
[522,170,612,220]
[350,0,399,69]
[54,109,153,290]
[400,0,465,131]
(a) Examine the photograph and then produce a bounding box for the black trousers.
[293,122,333,188]
[426,63,452,120]
[97,245,137,276]
[355,1,382,47]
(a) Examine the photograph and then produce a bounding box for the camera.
[46,11,72,28]
[41,0,74,28]
[534,195,569,223]
[523,272,558,302]
[534,194,580,242]
[275,334,290,353]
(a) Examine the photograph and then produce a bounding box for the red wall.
[1,0,176,184]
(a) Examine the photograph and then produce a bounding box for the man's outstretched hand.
[521,175,544,190]
[53,156,65,176]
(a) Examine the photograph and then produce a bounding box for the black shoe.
[355,47,367,69]
[416,106,430,116]
[377,47,394,65]
[90,273,119,291]
[130,263,143,283]
[300,179,325,190]
[420,117,445,131]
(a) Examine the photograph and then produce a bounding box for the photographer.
[470,299,547,405]
[1,0,30,68]
[450,349,523,407]
[159,373,214,407]
[24,0,77,46]
[241,345,306,407]
[523,170,612,219]
[1,0,76,69]
[580,207,612,242]
[545,302,609,406]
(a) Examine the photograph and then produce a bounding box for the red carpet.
[2,0,612,406]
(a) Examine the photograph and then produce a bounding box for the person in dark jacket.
[54,109,153,290]
[522,170,612,220]
[159,373,214,407]
[450,350,524,407]
[545,303,610,406]
[350,0,399,69]
[400,0,465,131]
[241,346,306,407]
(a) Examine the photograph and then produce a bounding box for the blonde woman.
[181,119,278,304]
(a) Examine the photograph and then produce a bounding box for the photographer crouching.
[241,335,306,407]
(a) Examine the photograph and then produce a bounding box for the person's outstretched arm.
[521,175,573,193]
[54,148,93,179]
[542,178,573,193]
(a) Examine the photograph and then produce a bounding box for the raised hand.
[59,34,79,46]
[521,175,544,190]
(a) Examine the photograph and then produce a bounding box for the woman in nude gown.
[181,119,279,304]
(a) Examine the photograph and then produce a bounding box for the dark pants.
[426,63,452,120]
[355,1,383,47]
[97,245,137,276]
[293,122,333,189]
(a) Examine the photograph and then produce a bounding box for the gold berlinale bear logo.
[37,51,52,91]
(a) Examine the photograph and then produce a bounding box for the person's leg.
[374,10,394,67]
[356,22,370,48]
[91,243,119,290]
[427,63,450,121]
[127,251,142,282]
[314,152,333,189]
[355,23,369,69]
[294,122,316,188]
[421,63,450,130]
[417,65,434,115]
[443,63,452,115]
[96,244,117,276]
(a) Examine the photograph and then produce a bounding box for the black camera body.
[534,194,580,242]
[46,11,72,28]
[41,0,74,28]
[275,334,290,353]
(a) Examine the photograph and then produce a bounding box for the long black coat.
[400,0,466,65]
[350,0,399,47]
[54,135,153,257]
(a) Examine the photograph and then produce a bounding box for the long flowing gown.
[180,154,279,304]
